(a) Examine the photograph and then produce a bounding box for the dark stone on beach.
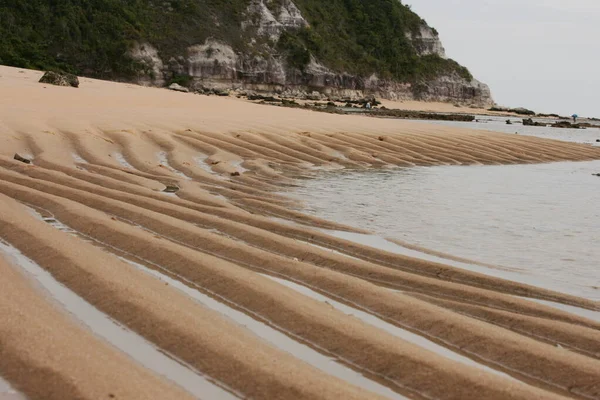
[248,94,279,102]
[596,139,600,142]
[506,119,512,125]
[491,106,535,115]
[230,171,241,177]
[512,107,536,116]
[163,185,180,193]
[39,71,79,88]
[551,121,584,129]
[522,118,544,127]
[13,153,31,164]
[593,173,600,177]
[282,99,299,106]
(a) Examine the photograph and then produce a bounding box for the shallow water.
[194,156,225,179]
[71,153,88,164]
[0,378,24,400]
[157,151,192,180]
[290,160,600,301]
[423,115,600,146]
[113,153,135,169]
[0,240,237,400]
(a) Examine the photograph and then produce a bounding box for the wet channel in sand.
[0,240,239,400]
[126,259,408,400]
[22,207,408,400]
[260,274,518,381]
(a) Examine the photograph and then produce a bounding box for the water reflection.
[291,160,600,300]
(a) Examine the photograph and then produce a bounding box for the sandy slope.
[1,65,600,400]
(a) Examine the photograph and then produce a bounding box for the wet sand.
[1,65,600,399]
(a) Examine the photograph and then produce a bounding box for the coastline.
[1,65,600,400]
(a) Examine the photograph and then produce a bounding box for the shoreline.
[1,65,600,400]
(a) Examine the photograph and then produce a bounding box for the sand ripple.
[1,66,600,399]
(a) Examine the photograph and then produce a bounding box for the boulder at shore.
[39,71,79,88]
[168,83,189,93]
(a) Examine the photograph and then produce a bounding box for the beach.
[1,65,600,400]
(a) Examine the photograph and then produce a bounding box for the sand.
[0,65,599,400]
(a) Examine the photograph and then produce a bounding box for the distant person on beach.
[572,114,578,123]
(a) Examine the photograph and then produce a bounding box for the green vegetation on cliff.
[0,0,248,77]
[0,0,472,82]
[281,1,471,81]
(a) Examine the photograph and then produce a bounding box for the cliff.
[0,0,493,106]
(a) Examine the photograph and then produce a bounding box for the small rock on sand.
[13,153,31,164]
[39,71,79,88]
[163,185,180,193]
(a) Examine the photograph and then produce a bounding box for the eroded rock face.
[128,1,493,107]
[129,43,165,86]
[242,0,308,41]
[414,75,493,107]
[187,40,239,81]
[168,83,189,93]
[406,25,447,58]
[39,71,79,88]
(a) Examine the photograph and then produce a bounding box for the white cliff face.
[127,2,492,106]
[128,42,165,86]
[406,25,446,58]
[243,0,308,41]
[415,74,493,107]
[187,40,238,80]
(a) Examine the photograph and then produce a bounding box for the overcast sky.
[409,0,599,117]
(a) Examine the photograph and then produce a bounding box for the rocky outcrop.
[523,118,544,127]
[406,25,446,58]
[242,0,308,41]
[129,42,165,86]
[168,83,189,93]
[128,1,493,107]
[39,71,79,88]
[413,75,492,107]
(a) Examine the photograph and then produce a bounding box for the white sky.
[408,0,600,117]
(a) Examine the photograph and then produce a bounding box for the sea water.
[290,120,600,301]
